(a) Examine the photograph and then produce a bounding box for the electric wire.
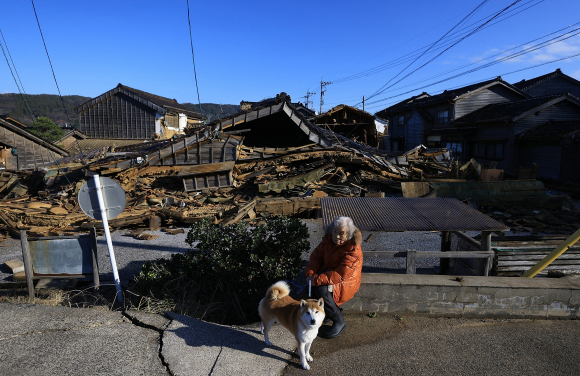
[325,1,491,77]
[363,52,580,112]
[358,0,489,102]
[362,0,524,104]
[30,0,86,159]
[0,29,25,95]
[366,23,580,99]
[0,38,70,183]
[325,23,580,109]
[363,27,580,108]
[329,0,543,85]
[186,0,204,120]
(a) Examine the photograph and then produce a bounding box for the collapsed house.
[0,82,575,242]
[0,93,459,237]
[312,104,382,148]
[0,115,68,170]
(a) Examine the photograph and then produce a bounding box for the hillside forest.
[0,93,239,128]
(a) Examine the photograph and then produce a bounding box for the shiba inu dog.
[258,281,325,370]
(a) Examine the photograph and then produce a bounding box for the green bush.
[132,216,309,324]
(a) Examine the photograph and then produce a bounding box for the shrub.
[132,216,309,324]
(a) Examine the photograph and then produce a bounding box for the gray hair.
[326,216,355,240]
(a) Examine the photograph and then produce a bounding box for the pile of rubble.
[0,99,576,239]
[0,141,456,238]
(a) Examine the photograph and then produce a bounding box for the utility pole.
[320,79,331,114]
[303,90,316,110]
[362,96,365,112]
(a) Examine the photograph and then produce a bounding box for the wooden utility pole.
[303,90,316,110]
[320,79,331,114]
[363,96,365,112]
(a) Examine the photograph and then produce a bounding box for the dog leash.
[285,280,312,297]
[286,279,308,295]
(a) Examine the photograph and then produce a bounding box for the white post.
[308,280,311,298]
[93,174,123,303]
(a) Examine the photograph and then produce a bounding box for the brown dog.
[258,281,325,370]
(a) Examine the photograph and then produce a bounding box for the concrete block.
[352,273,580,319]
[456,291,481,304]
[342,297,362,312]
[359,284,395,300]
[388,301,417,313]
[390,286,422,301]
[423,289,457,303]
[428,303,464,316]
[568,291,580,306]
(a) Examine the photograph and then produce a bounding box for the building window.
[398,115,405,126]
[446,142,462,154]
[473,142,504,160]
[437,110,449,124]
[427,135,441,148]
[392,140,399,152]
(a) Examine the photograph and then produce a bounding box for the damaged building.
[74,83,205,141]
[375,77,528,153]
[312,104,382,148]
[0,115,68,170]
[452,92,580,177]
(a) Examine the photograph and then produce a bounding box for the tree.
[28,116,65,143]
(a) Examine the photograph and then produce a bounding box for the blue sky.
[1,0,579,114]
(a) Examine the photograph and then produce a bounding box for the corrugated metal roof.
[321,197,509,232]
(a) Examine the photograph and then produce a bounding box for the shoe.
[318,315,346,339]
[323,318,332,325]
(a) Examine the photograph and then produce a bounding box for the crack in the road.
[0,318,128,341]
[122,311,174,376]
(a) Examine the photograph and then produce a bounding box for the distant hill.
[0,93,90,127]
[182,103,240,122]
[0,93,240,128]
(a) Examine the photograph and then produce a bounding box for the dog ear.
[300,300,306,307]
[318,298,324,307]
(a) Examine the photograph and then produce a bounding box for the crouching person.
[305,216,363,339]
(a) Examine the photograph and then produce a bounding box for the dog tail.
[266,281,290,301]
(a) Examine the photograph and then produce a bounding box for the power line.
[324,4,489,78]
[330,0,544,85]
[0,29,25,95]
[362,0,489,101]
[366,23,580,100]
[31,0,86,158]
[363,0,524,104]
[364,52,580,112]
[186,0,203,119]
[364,27,580,108]
[314,0,544,113]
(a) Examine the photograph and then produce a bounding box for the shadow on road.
[167,313,300,368]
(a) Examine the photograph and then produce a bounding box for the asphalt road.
[281,314,580,376]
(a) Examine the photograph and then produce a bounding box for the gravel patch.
[0,220,535,285]
[0,229,191,285]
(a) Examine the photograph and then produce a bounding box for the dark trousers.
[310,285,342,322]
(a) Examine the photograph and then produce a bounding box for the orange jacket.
[305,229,363,306]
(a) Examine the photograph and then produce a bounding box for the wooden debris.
[164,228,185,235]
[5,258,24,273]
[49,207,69,215]
[136,233,159,241]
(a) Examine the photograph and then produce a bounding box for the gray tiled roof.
[453,93,578,124]
[517,121,580,142]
